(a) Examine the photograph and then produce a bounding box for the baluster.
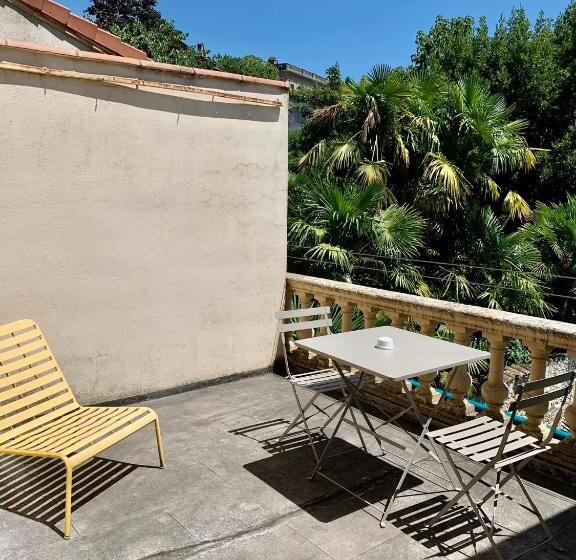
[442,326,474,418]
[295,290,315,339]
[520,341,550,440]
[562,347,576,446]
[340,302,355,332]
[315,294,333,336]
[481,333,510,420]
[361,306,379,329]
[389,311,408,329]
[382,311,409,395]
[414,319,438,404]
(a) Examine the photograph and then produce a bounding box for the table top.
[295,326,490,382]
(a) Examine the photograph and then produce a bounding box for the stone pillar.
[414,319,438,404]
[520,341,550,440]
[442,326,474,418]
[481,333,510,420]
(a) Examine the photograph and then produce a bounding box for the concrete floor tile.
[288,495,400,560]
[13,512,195,560]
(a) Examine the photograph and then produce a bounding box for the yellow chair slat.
[0,319,165,539]
[69,410,155,467]
[0,360,59,389]
[0,349,55,376]
[0,403,79,445]
[9,407,125,449]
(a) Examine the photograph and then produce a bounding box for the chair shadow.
[386,492,496,556]
[0,453,152,537]
[231,419,424,523]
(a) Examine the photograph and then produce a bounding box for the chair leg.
[155,419,166,468]
[63,461,73,540]
[442,451,505,560]
[512,466,563,552]
[278,393,319,443]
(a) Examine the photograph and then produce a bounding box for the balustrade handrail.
[286,273,576,448]
[287,273,576,351]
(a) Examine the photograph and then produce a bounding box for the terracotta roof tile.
[41,0,70,24]
[14,0,148,60]
[67,14,98,40]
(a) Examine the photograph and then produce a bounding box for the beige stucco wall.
[0,1,92,50]
[0,47,288,403]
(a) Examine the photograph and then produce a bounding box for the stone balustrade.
[285,273,576,474]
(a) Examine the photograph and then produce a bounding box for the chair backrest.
[276,306,332,335]
[276,306,332,380]
[495,370,576,456]
[0,319,78,444]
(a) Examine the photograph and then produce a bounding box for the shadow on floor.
[232,419,424,524]
[0,454,145,537]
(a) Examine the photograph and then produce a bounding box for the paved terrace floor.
[2,373,576,560]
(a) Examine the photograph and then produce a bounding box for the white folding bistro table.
[295,326,490,526]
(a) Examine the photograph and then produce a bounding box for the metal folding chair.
[426,369,576,560]
[276,306,368,461]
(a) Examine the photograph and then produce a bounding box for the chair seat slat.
[427,416,490,439]
[470,435,538,462]
[0,392,76,431]
[437,420,501,444]
[16,408,136,452]
[446,425,507,449]
[458,429,527,456]
[0,339,48,363]
[69,411,155,467]
[0,382,71,416]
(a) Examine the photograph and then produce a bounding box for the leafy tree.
[86,0,161,29]
[110,20,205,67]
[86,0,278,80]
[211,54,279,80]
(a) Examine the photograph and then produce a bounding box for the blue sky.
[64,1,571,78]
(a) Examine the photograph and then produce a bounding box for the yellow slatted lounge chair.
[0,319,165,539]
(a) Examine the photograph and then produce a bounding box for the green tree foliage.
[85,0,278,80]
[110,19,205,67]
[412,7,573,203]
[86,0,161,29]
[211,54,280,81]
[290,64,556,319]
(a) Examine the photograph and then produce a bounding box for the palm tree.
[434,206,551,316]
[287,174,428,295]
[522,195,576,321]
[299,69,538,222]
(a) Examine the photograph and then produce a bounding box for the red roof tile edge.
[0,39,290,89]
[15,0,148,60]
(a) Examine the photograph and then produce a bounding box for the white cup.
[376,336,394,350]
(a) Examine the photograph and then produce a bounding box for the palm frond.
[503,191,533,221]
[356,160,390,186]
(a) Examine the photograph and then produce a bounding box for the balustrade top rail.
[287,273,576,352]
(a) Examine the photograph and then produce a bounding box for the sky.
[64,1,572,79]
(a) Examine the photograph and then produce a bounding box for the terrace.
[4,372,576,560]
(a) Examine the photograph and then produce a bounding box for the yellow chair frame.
[0,319,165,539]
